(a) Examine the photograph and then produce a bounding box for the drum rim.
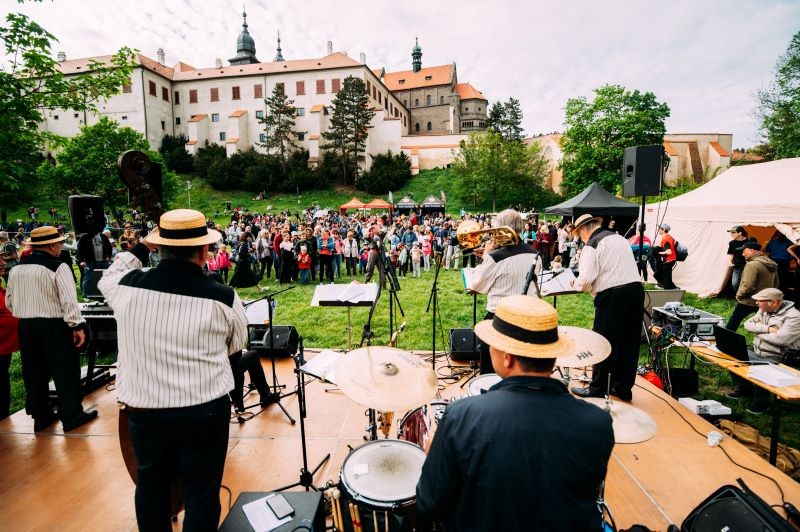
[467,373,502,395]
[397,400,449,439]
[340,439,426,507]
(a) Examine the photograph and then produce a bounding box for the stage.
[0,350,798,530]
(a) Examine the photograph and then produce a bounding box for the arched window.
[414,98,419,107]
[426,95,431,106]
[427,122,432,131]
[415,123,420,132]
[439,95,444,104]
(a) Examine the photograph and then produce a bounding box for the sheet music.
[242,494,292,531]
[462,268,476,292]
[299,349,343,384]
[310,282,379,306]
[540,268,576,296]
[337,282,368,303]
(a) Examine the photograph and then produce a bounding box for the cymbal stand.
[425,253,444,372]
[274,338,330,492]
[596,480,617,531]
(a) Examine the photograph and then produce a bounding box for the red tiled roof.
[56,53,175,79]
[308,134,320,140]
[229,110,247,118]
[710,141,730,157]
[381,64,454,91]
[663,141,678,156]
[310,104,325,113]
[226,137,239,144]
[188,114,207,122]
[455,83,486,101]
[731,150,764,162]
[173,61,196,72]
[172,52,361,81]
[186,140,198,145]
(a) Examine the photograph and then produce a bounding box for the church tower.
[412,37,422,73]
[229,10,259,65]
[274,30,285,62]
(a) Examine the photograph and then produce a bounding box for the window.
[427,122,432,131]
[378,92,382,104]
[122,81,132,93]
[425,75,432,80]
[465,107,469,112]
[259,133,266,142]
[399,79,405,85]
[189,89,198,103]
[161,120,166,130]
[296,108,305,117]
[440,95,444,104]
[148,81,156,96]
[275,83,284,96]
[232,86,240,100]
[254,84,263,98]
[73,113,79,118]
[426,95,431,106]
[53,115,59,120]
[255,110,264,119]
[174,91,180,104]
[403,99,407,106]
[121,116,127,121]
[478,107,482,112]
[414,98,419,107]
[367,81,371,93]
[403,116,406,126]
[332,78,341,93]
[415,123,420,132]
[176,117,181,125]
[211,113,220,122]
[162,87,169,101]
[316,79,325,94]
[210,88,219,102]
[219,132,226,141]
[372,87,376,99]
[296,81,305,95]
[297,132,305,141]
[394,108,399,117]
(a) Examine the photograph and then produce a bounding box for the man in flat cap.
[726,241,778,332]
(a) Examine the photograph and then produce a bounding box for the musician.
[469,209,541,373]
[417,295,614,531]
[5,226,97,432]
[98,209,247,531]
[569,214,643,402]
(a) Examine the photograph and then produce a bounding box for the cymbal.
[554,326,611,367]
[582,397,657,444]
[336,346,437,411]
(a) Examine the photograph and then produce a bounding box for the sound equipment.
[248,325,299,356]
[681,479,793,531]
[622,145,664,197]
[68,195,105,235]
[449,328,478,361]
[652,306,723,341]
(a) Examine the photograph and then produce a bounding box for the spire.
[412,36,422,73]
[229,8,259,65]
[274,30,285,62]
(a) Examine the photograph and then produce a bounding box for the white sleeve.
[228,292,249,354]
[98,251,143,308]
[573,245,598,293]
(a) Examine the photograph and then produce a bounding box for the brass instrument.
[456,220,520,252]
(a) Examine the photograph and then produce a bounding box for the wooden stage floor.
[1,350,799,531]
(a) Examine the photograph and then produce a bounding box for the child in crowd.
[389,246,399,272]
[550,255,564,272]
[359,246,370,275]
[216,244,232,283]
[411,242,422,278]
[205,250,222,283]
[421,233,432,272]
[397,243,408,277]
[297,245,311,285]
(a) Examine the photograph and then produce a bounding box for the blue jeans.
[299,269,310,285]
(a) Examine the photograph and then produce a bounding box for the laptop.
[712,325,769,364]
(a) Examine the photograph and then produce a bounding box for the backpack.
[674,241,689,261]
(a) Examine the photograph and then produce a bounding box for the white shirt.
[573,229,641,297]
[470,245,542,313]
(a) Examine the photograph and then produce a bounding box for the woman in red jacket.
[0,256,20,419]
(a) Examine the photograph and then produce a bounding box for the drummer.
[416,295,614,531]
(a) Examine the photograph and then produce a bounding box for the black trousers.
[479,311,495,374]
[661,261,676,289]
[128,395,231,532]
[18,318,84,423]
[318,254,334,283]
[726,302,757,332]
[229,350,270,412]
[589,282,645,396]
[0,354,10,419]
[345,256,358,276]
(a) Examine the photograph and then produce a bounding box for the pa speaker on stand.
[68,195,105,236]
[622,145,664,197]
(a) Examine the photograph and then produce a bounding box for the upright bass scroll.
[117,150,165,224]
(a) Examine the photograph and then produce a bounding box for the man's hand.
[769,326,779,334]
[483,239,496,254]
[73,329,86,349]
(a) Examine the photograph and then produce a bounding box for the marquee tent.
[642,158,800,297]
[364,198,393,212]
[420,196,445,214]
[545,182,639,217]
[339,197,366,214]
[394,196,417,213]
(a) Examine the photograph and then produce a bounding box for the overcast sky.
[4,0,799,148]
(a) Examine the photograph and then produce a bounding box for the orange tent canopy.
[340,197,366,211]
[364,198,393,210]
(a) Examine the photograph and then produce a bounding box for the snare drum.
[467,373,502,396]
[397,401,448,448]
[340,440,428,531]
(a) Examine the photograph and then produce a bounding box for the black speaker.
[449,328,478,361]
[247,325,299,356]
[681,482,793,531]
[68,195,105,235]
[622,145,663,197]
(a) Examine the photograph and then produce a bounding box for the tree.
[451,131,549,211]
[559,84,670,195]
[355,150,412,194]
[258,85,298,179]
[485,97,524,141]
[755,31,800,160]
[159,134,194,174]
[0,7,136,192]
[322,76,375,185]
[38,117,177,217]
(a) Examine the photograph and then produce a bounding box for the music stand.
[311,283,379,350]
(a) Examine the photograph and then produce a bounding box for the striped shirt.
[5,251,85,328]
[470,244,542,313]
[573,229,641,297]
[99,246,248,409]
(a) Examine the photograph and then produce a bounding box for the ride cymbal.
[582,397,657,444]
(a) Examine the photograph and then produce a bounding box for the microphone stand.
[425,253,444,371]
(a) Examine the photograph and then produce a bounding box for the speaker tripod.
[460,291,481,389]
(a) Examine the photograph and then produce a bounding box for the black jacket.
[416,376,614,531]
[77,233,112,266]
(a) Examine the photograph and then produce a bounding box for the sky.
[3,0,799,148]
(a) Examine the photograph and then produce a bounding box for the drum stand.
[425,254,445,372]
[460,291,481,389]
[597,480,617,531]
[274,338,331,492]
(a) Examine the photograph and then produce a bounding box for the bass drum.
[340,439,432,531]
[397,401,449,449]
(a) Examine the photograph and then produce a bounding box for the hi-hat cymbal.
[582,397,657,444]
[554,326,611,367]
[336,346,437,411]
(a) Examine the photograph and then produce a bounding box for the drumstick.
[330,489,341,531]
[354,504,363,532]
[373,510,378,532]
[348,502,356,531]
[334,490,343,531]
[384,511,389,532]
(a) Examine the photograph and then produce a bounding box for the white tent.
[642,158,800,297]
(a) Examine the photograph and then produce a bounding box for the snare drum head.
[341,440,426,507]
[468,373,502,396]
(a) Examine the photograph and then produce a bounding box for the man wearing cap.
[727,226,757,292]
[569,213,643,402]
[726,241,778,332]
[77,228,112,296]
[655,223,677,289]
[98,209,247,530]
[417,295,614,531]
[5,226,97,432]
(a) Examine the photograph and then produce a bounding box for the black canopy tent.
[419,195,445,215]
[394,196,417,214]
[545,182,639,235]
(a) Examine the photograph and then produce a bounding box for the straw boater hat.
[474,295,611,367]
[25,226,67,246]
[144,209,221,247]
[571,213,603,235]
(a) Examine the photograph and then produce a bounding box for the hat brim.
[571,216,603,235]
[25,235,67,245]
[144,227,222,247]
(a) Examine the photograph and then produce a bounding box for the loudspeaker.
[68,195,105,235]
[247,325,299,356]
[622,145,663,197]
[681,482,793,531]
[449,328,478,361]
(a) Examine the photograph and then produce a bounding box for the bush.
[159,134,194,174]
[318,151,356,185]
[356,150,412,194]
[194,141,226,179]
[283,150,328,193]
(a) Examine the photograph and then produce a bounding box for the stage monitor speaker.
[68,195,105,235]
[681,481,793,531]
[449,328,479,361]
[247,325,299,356]
[622,145,663,197]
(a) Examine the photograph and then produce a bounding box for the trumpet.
[456,220,520,252]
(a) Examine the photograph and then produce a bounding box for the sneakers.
[62,409,98,432]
